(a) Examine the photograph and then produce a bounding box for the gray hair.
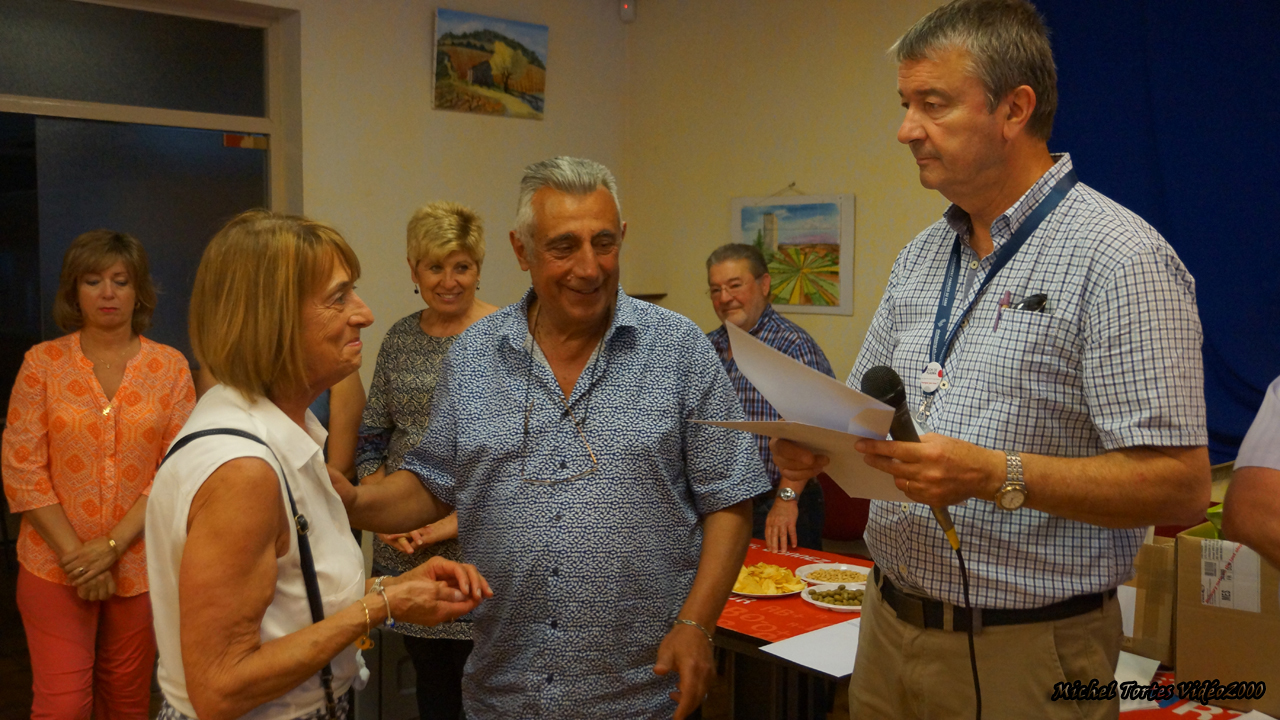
[514,156,622,241]
[891,0,1057,140]
[706,243,768,279]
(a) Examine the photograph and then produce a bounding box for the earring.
[413,285,419,295]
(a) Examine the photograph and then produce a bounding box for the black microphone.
[861,366,961,551]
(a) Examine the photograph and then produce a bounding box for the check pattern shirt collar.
[849,154,1207,609]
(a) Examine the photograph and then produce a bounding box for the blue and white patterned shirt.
[707,305,835,487]
[402,287,769,719]
[849,154,1207,609]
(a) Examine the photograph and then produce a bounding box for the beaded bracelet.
[371,576,395,628]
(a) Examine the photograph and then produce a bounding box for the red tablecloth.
[718,547,1250,718]
[717,541,872,643]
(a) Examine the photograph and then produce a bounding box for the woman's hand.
[60,536,120,586]
[76,570,116,602]
[422,555,492,602]
[383,566,488,626]
[376,532,417,554]
[379,513,460,554]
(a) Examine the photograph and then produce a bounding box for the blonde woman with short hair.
[355,201,497,720]
[146,210,490,720]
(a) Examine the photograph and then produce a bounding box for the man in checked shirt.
[773,1,1210,718]
[705,243,835,552]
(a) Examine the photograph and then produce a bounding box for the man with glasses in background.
[705,244,835,552]
[334,157,768,720]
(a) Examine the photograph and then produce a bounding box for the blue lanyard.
[928,170,1078,370]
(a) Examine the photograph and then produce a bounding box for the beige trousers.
[849,576,1123,720]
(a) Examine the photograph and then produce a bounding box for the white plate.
[802,582,866,612]
[732,587,804,599]
[795,563,871,585]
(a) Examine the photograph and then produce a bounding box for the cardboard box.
[1121,536,1177,667]
[1176,522,1280,715]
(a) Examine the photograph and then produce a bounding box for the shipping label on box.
[1200,539,1261,612]
[1177,523,1280,716]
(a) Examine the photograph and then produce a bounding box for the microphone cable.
[862,366,981,720]
[955,545,981,720]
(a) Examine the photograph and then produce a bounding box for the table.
[715,544,1255,720]
[714,542,872,719]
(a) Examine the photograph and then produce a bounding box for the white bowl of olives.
[802,582,866,612]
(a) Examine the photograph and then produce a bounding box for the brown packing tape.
[1121,537,1177,667]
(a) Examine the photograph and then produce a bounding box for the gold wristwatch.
[995,450,1027,511]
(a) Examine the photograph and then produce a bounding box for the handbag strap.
[161,428,339,720]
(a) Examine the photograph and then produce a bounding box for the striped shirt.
[707,305,835,486]
[849,154,1207,609]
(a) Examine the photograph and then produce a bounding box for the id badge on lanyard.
[917,170,1078,426]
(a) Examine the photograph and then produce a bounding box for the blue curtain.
[1037,0,1280,463]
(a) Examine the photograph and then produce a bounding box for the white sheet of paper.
[1115,651,1162,713]
[1234,712,1279,720]
[1115,650,1160,686]
[712,323,905,501]
[697,420,907,502]
[760,618,861,678]
[725,322,894,434]
[1117,584,1137,638]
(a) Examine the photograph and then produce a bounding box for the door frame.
[0,0,302,213]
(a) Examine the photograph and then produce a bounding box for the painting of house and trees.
[730,195,855,315]
[433,9,548,120]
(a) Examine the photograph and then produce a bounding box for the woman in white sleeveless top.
[146,210,492,720]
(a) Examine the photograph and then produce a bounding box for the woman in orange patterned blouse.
[2,230,196,720]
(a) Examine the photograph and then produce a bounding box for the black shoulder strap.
[161,428,338,719]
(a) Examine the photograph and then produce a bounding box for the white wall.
[254,0,950,382]
[258,0,628,384]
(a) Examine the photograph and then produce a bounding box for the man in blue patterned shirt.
[335,157,769,719]
[704,243,835,552]
[773,2,1210,718]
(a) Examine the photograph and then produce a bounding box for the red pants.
[16,567,156,720]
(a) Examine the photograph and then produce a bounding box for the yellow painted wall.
[621,0,949,378]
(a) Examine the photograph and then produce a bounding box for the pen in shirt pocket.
[993,290,1012,330]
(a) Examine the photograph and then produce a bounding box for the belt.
[873,565,1115,633]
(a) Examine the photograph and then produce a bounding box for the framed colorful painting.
[730,194,855,315]
[433,9,548,120]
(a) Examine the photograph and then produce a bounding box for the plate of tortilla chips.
[732,562,806,597]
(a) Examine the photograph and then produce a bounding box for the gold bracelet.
[356,599,374,649]
[674,618,714,646]
[107,538,119,557]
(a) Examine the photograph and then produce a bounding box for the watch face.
[998,487,1026,510]
[778,487,797,501]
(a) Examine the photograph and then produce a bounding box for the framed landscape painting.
[433,9,548,120]
[730,194,855,315]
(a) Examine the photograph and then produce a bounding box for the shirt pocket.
[984,310,1079,402]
